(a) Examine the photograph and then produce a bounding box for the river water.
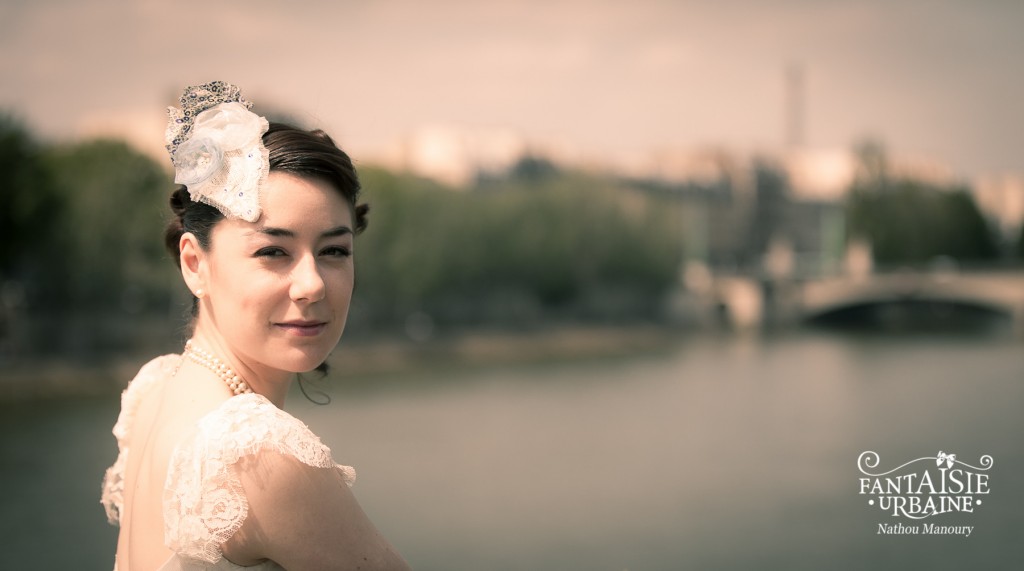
[1,330,1021,570]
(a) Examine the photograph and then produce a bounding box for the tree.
[0,113,61,280]
[846,179,998,265]
[44,139,177,310]
[852,139,889,189]
[353,163,684,325]
[845,140,997,265]
[1017,223,1024,260]
[508,154,560,184]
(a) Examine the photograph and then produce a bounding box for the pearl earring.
[195,288,204,298]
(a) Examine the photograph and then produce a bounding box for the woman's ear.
[179,232,207,297]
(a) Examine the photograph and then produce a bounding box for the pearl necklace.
[183,340,253,395]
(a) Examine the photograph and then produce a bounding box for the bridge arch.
[799,271,1024,332]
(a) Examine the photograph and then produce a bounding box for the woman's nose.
[290,255,326,302]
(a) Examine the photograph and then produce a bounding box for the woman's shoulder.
[163,394,355,564]
[191,394,342,471]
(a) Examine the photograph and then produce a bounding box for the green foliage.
[846,178,998,265]
[1018,223,1024,259]
[507,154,560,183]
[845,140,998,265]
[43,139,177,309]
[0,113,60,278]
[356,166,684,324]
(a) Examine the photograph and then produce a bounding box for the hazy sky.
[2,0,1022,177]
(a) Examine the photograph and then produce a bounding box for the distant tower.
[785,63,804,149]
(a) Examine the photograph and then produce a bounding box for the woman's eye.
[255,247,287,258]
[321,246,352,258]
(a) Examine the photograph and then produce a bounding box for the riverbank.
[0,323,683,402]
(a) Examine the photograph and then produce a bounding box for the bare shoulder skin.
[222,451,411,570]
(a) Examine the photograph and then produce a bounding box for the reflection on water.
[2,331,1021,570]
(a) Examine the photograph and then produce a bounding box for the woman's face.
[198,171,355,374]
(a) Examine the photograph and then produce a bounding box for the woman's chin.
[265,328,344,373]
[276,353,328,374]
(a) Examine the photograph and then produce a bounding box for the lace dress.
[100,355,356,571]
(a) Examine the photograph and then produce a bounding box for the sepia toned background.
[2,1,1023,569]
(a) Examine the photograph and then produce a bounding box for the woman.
[101,81,410,570]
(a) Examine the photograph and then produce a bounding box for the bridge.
[706,267,1024,333]
[800,269,1024,327]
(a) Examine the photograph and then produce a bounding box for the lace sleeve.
[101,354,182,525]
[162,394,356,565]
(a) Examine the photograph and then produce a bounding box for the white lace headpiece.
[165,81,269,222]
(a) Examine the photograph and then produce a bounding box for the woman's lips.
[275,321,328,337]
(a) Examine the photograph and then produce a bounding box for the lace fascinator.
[165,81,269,222]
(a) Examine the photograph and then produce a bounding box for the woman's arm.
[221,451,410,570]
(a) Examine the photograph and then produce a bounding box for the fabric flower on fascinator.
[165,81,269,222]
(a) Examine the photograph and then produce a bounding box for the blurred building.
[973,173,1024,243]
[381,124,526,186]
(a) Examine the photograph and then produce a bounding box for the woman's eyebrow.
[253,226,353,238]
[321,225,353,238]
[258,227,295,237]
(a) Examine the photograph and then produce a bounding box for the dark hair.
[164,123,368,378]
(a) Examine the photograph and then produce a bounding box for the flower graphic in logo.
[936,451,956,469]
